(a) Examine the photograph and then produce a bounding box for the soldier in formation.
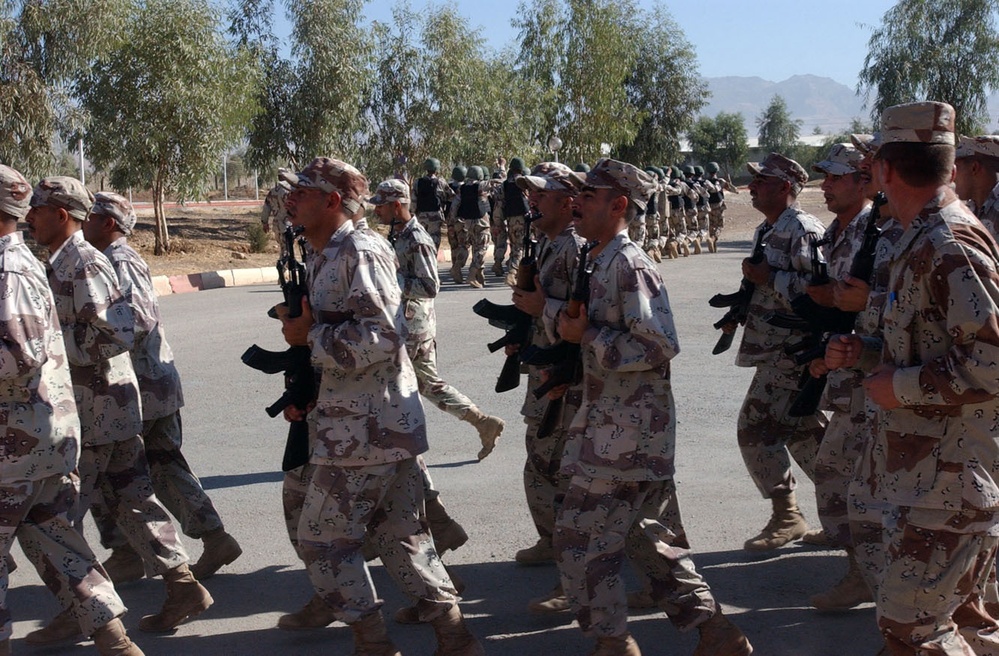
[413,158,453,254]
[704,161,739,252]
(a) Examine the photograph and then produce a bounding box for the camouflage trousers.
[696,207,710,239]
[523,417,571,546]
[505,214,527,273]
[75,437,188,576]
[737,366,825,498]
[665,208,688,247]
[298,458,457,623]
[878,505,999,655]
[814,404,868,548]
[446,217,464,269]
[417,210,445,254]
[491,211,508,272]
[555,476,717,639]
[848,408,890,596]
[644,212,660,251]
[409,338,475,421]
[684,210,699,241]
[92,412,223,549]
[628,216,646,247]
[450,218,490,275]
[708,203,725,240]
[3,474,125,639]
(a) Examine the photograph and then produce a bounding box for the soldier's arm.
[0,273,48,378]
[65,262,134,366]
[541,242,578,343]
[112,258,158,350]
[402,240,440,300]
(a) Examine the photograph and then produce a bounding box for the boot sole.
[191,545,244,580]
[138,595,214,633]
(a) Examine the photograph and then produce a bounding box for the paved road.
[9,239,882,655]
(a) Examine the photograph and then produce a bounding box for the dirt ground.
[128,185,832,277]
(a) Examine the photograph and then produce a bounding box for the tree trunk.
[153,172,171,255]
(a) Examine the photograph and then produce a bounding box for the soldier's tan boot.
[591,634,641,656]
[102,544,145,584]
[681,241,691,257]
[692,613,752,656]
[468,267,484,288]
[92,618,144,656]
[744,492,809,551]
[351,611,401,656]
[810,550,873,611]
[190,528,243,580]
[515,538,555,565]
[429,605,485,656]
[528,585,571,614]
[426,496,469,555]
[278,594,338,630]
[25,607,83,645]
[450,264,463,284]
[692,238,702,254]
[138,563,213,633]
[491,262,504,277]
[666,242,679,259]
[465,407,503,460]
[395,565,464,625]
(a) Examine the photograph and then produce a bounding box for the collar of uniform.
[48,229,84,267]
[591,230,629,269]
[983,179,999,217]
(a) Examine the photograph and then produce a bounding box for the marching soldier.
[954,134,999,239]
[704,162,739,252]
[500,158,531,286]
[413,158,453,254]
[449,166,496,288]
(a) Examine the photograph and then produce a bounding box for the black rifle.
[709,224,772,354]
[241,226,315,472]
[519,240,597,438]
[472,210,539,392]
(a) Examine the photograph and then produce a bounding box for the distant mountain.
[701,75,868,138]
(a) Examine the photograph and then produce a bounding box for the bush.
[246,222,269,253]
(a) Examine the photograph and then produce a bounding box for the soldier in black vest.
[681,165,702,254]
[489,158,508,277]
[498,158,530,286]
[445,165,466,277]
[705,161,739,253]
[413,158,453,255]
[448,166,497,287]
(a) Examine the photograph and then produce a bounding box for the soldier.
[412,158,453,254]
[500,157,530,286]
[276,158,483,655]
[449,165,495,288]
[24,177,212,641]
[954,134,999,239]
[641,168,662,262]
[692,165,711,247]
[719,153,828,551]
[664,166,690,258]
[827,101,999,655]
[0,165,142,656]
[704,162,739,253]
[490,158,509,277]
[81,192,242,582]
[261,180,292,254]
[445,165,466,278]
[552,159,751,656]
[680,166,702,254]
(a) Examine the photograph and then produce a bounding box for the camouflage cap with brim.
[90,191,136,234]
[955,135,999,160]
[279,157,369,215]
[369,178,410,205]
[516,161,581,194]
[746,152,808,186]
[571,158,657,210]
[0,164,32,220]
[850,133,876,154]
[878,101,955,146]
[812,143,864,175]
[30,176,94,221]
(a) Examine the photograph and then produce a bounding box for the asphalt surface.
[8,238,883,655]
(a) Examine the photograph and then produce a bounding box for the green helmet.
[705,162,720,174]
[671,166,682,179]
[452,166,466,182]
[509,157,526,174]
[425,158,440,173]
[467,166,483,181]
[652,166,665,181]
[682,165,695,177]
[693,165,704,176]
[574,162,590,173]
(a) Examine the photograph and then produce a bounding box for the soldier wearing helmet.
[413,157,454,255]
[704,161,740,252]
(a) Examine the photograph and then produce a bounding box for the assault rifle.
[472,210,539,392]
[241,226,315,471]
[709,224,772,354]
[519,240,597,438]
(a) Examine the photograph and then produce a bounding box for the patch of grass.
[246,222,269,253]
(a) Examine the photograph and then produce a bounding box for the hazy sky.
[274,0,896,88]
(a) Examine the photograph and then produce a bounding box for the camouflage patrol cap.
[812,143,863,175]
[30,176,94,221]
[369,178,410,205]
[955,135,999,160]
[876,101,956,147]
[516,161,581,194]
[0,164,32,220]
[746,152,808,186]
[850,134,876,154]
[90,192,136,235]
[280,157,369,215]
[572,158,657,211]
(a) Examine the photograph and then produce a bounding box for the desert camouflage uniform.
[297,219,456,623]
[502,175,530,275]
[413,174,452,253]
[490,181,508,274]
[0,230,126,640]
[863,194,999,654]
[91,237,224,549]
[736,209,828,499]
[521,227,585,547]
[664,179,689,252]
[262,183,291,256]
[694,178,712,239]
[48,231,188,575]
[682,180,700,242]
[974,180,999,240]
[449,180,493,278]
[555,231,719,640]
[643,185,661,253]
[707,175,736,244]
[812,206,871,548]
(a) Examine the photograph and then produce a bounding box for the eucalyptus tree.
[756,94,802,155]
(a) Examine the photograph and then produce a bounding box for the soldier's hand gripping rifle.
[472,210,540,392]
[709,224,772,354]
[241,226,316,472]
[519,241,597,438]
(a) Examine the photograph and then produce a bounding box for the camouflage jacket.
[104,238,183,420]
[872,192,999,510]
[48,231,141,446]
[0,231,79,481]
[562,231,678,482]
[975,180,999,241]
[392,217,439,345]
[305,220,427,466]
[736,206,826,372]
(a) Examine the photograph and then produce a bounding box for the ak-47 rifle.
[472,210,539,392]
[709,224,772,354]
[764,192,886,417]
[241,225,315,471]
[519,240,597,438]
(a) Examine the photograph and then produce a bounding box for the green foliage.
[859,0,999,135]
[756,94,802,155]
[688,112,748,177]
[246,221,269,253]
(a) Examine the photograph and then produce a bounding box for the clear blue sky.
[273,0,896,88]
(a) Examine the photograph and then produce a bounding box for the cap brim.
[279,169,313,189]
[812,161,856,175]
[746,162,768,176]
[849,134,874,153]
[517,175,575,193]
